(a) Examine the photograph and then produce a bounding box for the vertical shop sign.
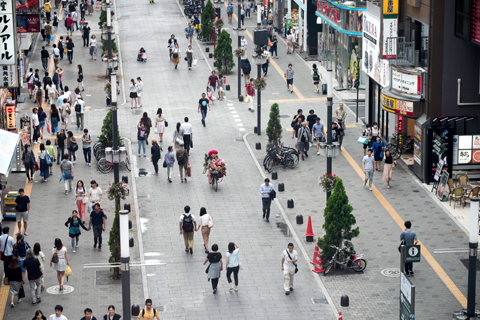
[383,16,397,59]
[0,0,15,65]
[383,0,398,14]
[362,12,389,87]
[414,122,422,165]
[5,104,15,129]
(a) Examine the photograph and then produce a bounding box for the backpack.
[141,308,157,319]
[53,72,59,83]
[227,5,233,13]
[313,69,320,81]
[75,101,81,113]
[36,87,42,96]
[177,152,186,165]
[243,63,251,75]
[182,214,194,232]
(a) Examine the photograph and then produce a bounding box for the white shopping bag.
[192,59,198,66]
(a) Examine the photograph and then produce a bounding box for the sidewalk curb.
[242,131,338,317]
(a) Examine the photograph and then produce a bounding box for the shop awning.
[381,87,423,118]
[0,129,19,178]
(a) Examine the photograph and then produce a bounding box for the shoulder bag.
[207,215,213,228]
[0,235,8,261]
[51,249,59,263]
[286,250,298,273]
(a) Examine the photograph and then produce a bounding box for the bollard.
[254,126,257,134]
[239,95,244,102]
[124,203,131,213]
[278,183,284,191]
[287,199,294,208]
[296,214,303,224]
[214,61,217,67]
[226,84,230,90]
[272,171,278,180]
[322,83,327,94]
[255,142,261,150]
[129,237,134,247]
[209,53,213,58]
[129,220,133,229]
[340,295,349,307]
[206,47,209,52]
[122,175,128,184]
[131,304,140,316]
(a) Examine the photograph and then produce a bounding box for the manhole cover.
[380,268,400,278]
[46,285,74,295]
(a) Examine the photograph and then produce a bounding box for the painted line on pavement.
[268,97,327,103]
[243,131,339,317]
[340,147,468,308]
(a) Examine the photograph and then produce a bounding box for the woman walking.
[226,242,240,291]
[129,79,138,109]
[22,144,36,183]
[66,131,77,163]
[37,143,50,182]
[203,244,223,294]
[196,207,212,253]
[33,243,45,291]
[173,122,184,150]
[66,37,74,64]
[140,112,152,144]
[218,73,225,101]
[383,150,396,189]
[75,180,87,221]
[104,305,122,320]
[38,107,48,139]
[50,238,69,291]
[89,35,97,60]
[32,310,47,320]
[176,142,189,182]
[269,34,278,58]
[137,122,147,157]
[171,43,180,69]
[60,99,71,131]
[49,104,60,134]
[55,129,67,165]
[136,77,143,107]
[185,45,195,70]
[150,138,162,175]
[165,146,175,183]
[372,136,385,172]
[6,256,23,308]
[87,0,94,15]
[77,65,84,92]
[155,108,166,142]
[312,63,320,93]
[65,210,88,253]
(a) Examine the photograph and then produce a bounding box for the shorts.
[299,141,309,152]
[314,136,324,142]
[39,121,45,128]
[313,81,319,85]
[66,26,72,31]
[28,83,33,90]
[287,79,293,85]
[363,140,372,149]
[130,92,138,98]
[16,211,29,222]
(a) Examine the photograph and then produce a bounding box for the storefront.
[316,0,365,89]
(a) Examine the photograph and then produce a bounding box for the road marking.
[268,97,327,103]
[346,124,358,128]
[285,128,293,132]
[227,103,233,107]
[239,128,246,131]
[233,115,239,118]
[340,147,468,308]
[229,107,235,110]
[235,119,241,122]
[231,111,237,114]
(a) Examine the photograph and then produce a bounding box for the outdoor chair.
[450,187,466,209]
[458,175,469,186]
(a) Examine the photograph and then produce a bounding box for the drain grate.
[413,190,420,193]
[311,298,328,304]
[380,268,400,278]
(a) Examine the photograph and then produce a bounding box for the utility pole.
[326,67,333,200]
[237,3,241,100]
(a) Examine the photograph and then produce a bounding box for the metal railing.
[385,37,415,66]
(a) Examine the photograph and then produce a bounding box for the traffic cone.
[311,244,324,273]
[305,216,315,242]
[338,311,342,320]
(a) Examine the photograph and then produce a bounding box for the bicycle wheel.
[264,155,274,173]
[212,175,218,192]
[97,158,113,174]
[284,153,296,169]
[352,259,367,272]
[94,148,105,161]
[323,261,334,275]
[124,157,131,172]
[386,144,400,160]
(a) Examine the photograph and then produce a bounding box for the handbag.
[47,123,51,134]
[172,53,179,58]
[207,217,213,228]
[205,263,211,274]
[268,41,273,47]
[357,136,368,144]
[51,249,59,263]
[64,48,68,54]
[154,128,158,134]
[186,165,191,177]
[176,138,183,144]
[184,57,187,61]
[77,77,83,83]
[71,142,79,152]
[46,153,52,166]
[192,59,197,66]
[82,195,88,204]
[1,235,8,261]
[19,286,26,299]
[66,265,73,277]
[34,162,40,171]
[164,120,168,127]
[162,160,167,168]
[392,164,396,171]
[286,250,298,274]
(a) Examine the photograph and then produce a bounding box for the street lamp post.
[106,0,112,78]
[233,20,245,101]
[467,197,479,318]
[119,209,131,320]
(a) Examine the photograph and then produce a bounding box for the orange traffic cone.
[338,311,342,320]
[311,243,324,273]
[305,216,315,242]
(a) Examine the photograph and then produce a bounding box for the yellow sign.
[383,0,398,14]
[381,94,395,113]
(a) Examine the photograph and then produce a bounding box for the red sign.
[329,7,333,19]
[334,9,337,23]
[473,150,480,163]
[317,0,320,10]
[6,105,15,130]
[16,14,40,33]
[398,115,403,132]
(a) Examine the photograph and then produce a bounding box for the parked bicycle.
[386,132,414,160]
[323,242,367,275]
[97,152,131,174]
[263,145,299,173]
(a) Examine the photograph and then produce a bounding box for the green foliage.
[202,0,214,42]
[266,103,282,146]
[214,30,235,74]
[108,201,120,279]
[317,178,360,262]
[101,38,118,55]
[98,9,106,29]
[98,111,123,150]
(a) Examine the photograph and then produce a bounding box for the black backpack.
[313,69,320,81]
[182,214,194,232]
[36,87,42,96]
[243,63,251,75]
[75,101,81,113]
[140,308,157,319]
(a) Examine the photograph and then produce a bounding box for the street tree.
[214,29,235,74]
[202,0,214,43]
[266,103,282,146]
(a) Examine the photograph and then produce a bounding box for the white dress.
[52,246,67,271]
[155,114,166,134]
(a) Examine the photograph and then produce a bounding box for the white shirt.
[90,38,97,47]
[71,11,77,21]
[182,122,192,134]
[89,187,103,202]
[281,249,298,271]
[32,113,39,126]
[75,99,85,113]
[51,47,60,58]
[129,83,136,93]
[240,38,247,49]
[46,84,55,95]
[38,150,48,160]
[27,72,34,84]
[49,314,68,320]
[136,81,143,94]
[179,213,196,222]
[198,214,212,226]
[52,246,67,260]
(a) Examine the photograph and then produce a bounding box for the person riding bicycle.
[204,149,226,184]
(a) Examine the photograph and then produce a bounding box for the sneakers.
[369,187,372,191]
[88,163,91,167]
[363,181,367,187]
[73,248,76,253]
[317,151,320,155]
[285,291,290,295]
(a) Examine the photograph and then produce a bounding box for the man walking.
[207,71,218,94]
[45,21,53,46]
[259,178,274,222]
[362,148,375,191]
[400,221,419,277]
[82,23,91,47]
[284,63,294,93]
[82,128,92,166]
[88,203,106,252]
[281,243,298,295]
[312,118,325,155]
[138,299,160,320]
[184,23,194,46]
[79,0,86,19]
[75,95,85,129]
[71,10,78,31]
[41,46,50,71]
[15,188,30,235]
[0,227,15,274]
[50,44,61,69]
[182,117,192,155]
[335,103,347,149]
[297,122,312,161]
[64,14,73,36]
[23,249,43,305]
[49,305,68,320]
[198,93,211,127]
[227,2,233,24]
[80,308,97,320]
[291,116,302,149]
[179,205,197,254]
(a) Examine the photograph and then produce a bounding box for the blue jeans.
[246,8,250,17]
[83,147,91,164]
[51,117,58,133]
[209,86,216,93]
[138,139,146,155]
[42,58,48,70]
[201,109,207,126]
[46,35,51,45]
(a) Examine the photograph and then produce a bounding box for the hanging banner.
[5,104,15,130]
[0,65,16,87]
[0,0,16,65]
[391,68,422,96]
[362,12,389,87]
